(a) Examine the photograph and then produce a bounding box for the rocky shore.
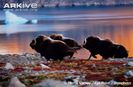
[0,53,133,87]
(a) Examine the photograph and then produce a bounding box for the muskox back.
[49,34,81,49]
[49,34,63,40]
[98,39,115,59]
[83,36,101,58]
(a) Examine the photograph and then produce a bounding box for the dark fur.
[49,34,81,49]
[30,35,76,60]
[83,36,128,59]
[113,44,128,58]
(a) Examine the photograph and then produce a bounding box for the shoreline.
[0,3,133,9]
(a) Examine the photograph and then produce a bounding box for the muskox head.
[114,44,128,58]
[83,36,100,49]
[30,35,48,52]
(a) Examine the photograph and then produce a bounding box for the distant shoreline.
[0,3,133,9]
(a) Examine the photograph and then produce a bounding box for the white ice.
[5,11,28,24]
[5,10,38,24]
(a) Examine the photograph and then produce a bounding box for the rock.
[91,64,96,68]
[4,62,14,70]
[65,76,79,85]
[127,61,133,66]
[33,79,74,87]
[64,75,85,85]
[8,77,26,87]
[108,80,117,86]
[40,64,50,69]
[125,70,133,77]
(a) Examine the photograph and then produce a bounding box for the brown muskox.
[83,36,128,60]
[49,34,81,49]
[30,35,77,60]
[113,44,128,58]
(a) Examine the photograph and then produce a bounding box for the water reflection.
[0,19,133,57]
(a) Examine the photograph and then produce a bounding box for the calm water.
[0,6,133,57]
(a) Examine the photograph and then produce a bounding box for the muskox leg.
[70,53,74,58]
[40,54,50,61]
[88,54,92,60]
[67,52,74,59]
[88,54,97,60]
[102,56,108,60]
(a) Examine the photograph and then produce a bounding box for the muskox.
[30,35,77,60]
[83,36,128,60]
[113,44,128,58]
[49,34,81,49]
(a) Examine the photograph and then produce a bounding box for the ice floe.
[5,11,38,24]
[5,11,28,24]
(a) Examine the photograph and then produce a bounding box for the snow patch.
[33,79,75,87]
[8,77,26,87]
[40,63,50,69]
[4,62,14,70]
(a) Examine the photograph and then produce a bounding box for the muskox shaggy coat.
[49,34,81,49]
[30,35,76,60]
[113,44,128,58]
[83,36,128,59]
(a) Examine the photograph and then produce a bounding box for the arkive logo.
[3,3,38,9]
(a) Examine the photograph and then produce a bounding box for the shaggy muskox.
[83,36,128,59]
[30,35,77,60]
[49,34,81,49]
[113,44,128,58]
